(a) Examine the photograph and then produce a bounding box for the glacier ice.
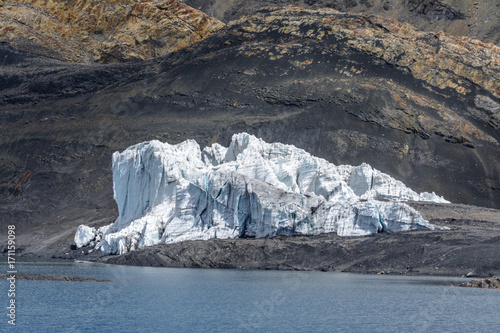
[74,225,96,248]
[75,133,449,255]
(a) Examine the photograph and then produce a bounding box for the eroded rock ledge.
[182,0,500,47]
[0,0,224,63]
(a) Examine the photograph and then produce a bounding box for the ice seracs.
[75,133,449,255]
[74,225,96,248]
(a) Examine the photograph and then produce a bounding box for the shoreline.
[0,252,481,279]
[95,229,500,278]
[3,254,499,290]
[2,250,499,289]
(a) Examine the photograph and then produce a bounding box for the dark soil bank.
[100,202,500,278]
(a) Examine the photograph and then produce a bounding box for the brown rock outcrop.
[0,0,224,63]
[229,6,499,99]
[205,6,500,149]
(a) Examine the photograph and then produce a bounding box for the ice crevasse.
[75,133,449,255]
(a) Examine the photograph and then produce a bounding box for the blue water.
[1,261,499,332]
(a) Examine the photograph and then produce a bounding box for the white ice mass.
[74,225,96,249]
[75,133,449,255]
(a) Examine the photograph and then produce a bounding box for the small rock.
[243,69,258,75]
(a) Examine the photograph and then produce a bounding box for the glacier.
[75,133,449,255]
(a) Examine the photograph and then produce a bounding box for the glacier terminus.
[75,133,449,255]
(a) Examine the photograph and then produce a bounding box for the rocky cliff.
[0,6,499,257]
[0,0,224,63]
[182,0,500,46]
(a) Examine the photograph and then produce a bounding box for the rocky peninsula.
[458,276,500,289]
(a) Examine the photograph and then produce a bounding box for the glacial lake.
[1,261,499,332]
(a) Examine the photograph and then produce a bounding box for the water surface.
[1,261,498,332]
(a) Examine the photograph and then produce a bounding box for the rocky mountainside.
[0,0,224,63]
[182,0,500,46]
[0,6,499,258]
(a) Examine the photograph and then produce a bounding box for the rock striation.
[0,0,224,63]
[182,0,500,46]
[76,133,448,255]
[228,6,500,99]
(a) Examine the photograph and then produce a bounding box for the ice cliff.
[75,133,448,255]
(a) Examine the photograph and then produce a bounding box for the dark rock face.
[0,7,499,256]
[406,0,467,21]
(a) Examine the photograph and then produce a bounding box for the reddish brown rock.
[0,0,224,63]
